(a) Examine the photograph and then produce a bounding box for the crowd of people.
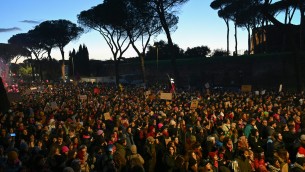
[0,81,305,172]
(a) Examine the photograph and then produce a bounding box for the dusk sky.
[1,0,250,61]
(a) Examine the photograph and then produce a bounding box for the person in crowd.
[143,136,156,172]
[291,157,305,172]
[163,145,177,172]
[0,81,305,172]
[126,144,145,171]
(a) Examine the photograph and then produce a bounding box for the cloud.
[0,27,21,33]
[20,20,40,24]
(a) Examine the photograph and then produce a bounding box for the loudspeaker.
[0,77,10,113]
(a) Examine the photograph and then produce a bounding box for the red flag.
[170,78,175,93]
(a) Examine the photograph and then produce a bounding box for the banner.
[160,93,172,100]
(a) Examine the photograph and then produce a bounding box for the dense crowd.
[0,82,305,172]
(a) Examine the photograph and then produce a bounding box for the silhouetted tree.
[8,32,45,81]
[210,0,232,56]
[184,46,211,57]
[211,49,228,57]
[38,20,83,80]
[31,21,57,61]
[118,0,163,84]
[149,0,189,86]
[71,44,90,77]
[0,43,30,64]
[146,40,184,60]
[234,0,262,55]
[78,1,131,85]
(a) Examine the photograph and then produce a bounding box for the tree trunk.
[247,26,251,55]
[39,60,43,81]
[234,23,238,56]
[60,48,65,81]
[156,1,179,86]
[299,2,305,50]
[226,19,230,56]
[47,48,52,61]
[129,39,147,84]
[140,54,146,84]
[31,58,35,81]
[115,59,119,86]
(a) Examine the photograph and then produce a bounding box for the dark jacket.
[291,163,305,172]
[163,153,176,172]
[235,156,252,172]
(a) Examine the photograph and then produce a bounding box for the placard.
[279,84,282,92]
[241,85,252,92]
[79,95,87,100]
[190,99,199,109]
[160,93,172,100]
[104,112,111,120]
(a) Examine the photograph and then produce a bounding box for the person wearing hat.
[144,136,156,172]
[297,134,305,158]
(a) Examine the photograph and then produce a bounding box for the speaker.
[0,77,10,113]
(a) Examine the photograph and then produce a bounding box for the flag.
[170,77,175,93]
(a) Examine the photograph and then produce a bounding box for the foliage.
[0,43,30,63]
[69,44,90,77]
[146,40,184,60]
[78,1,131,85]
[19,65,32,76]
[211,49,228,57]
[184,46,211,57]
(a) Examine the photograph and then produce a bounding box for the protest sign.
[79,95,87,100]
[104,112,111,120]
[190,99,199,109]
[241,85,252,92]
[160,93,172,100]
